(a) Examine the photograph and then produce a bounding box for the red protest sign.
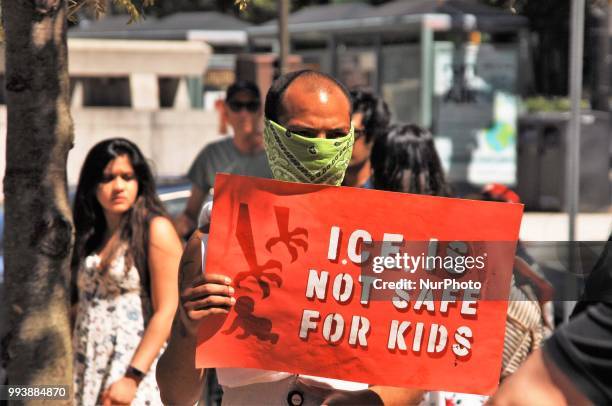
[196,174,523,395]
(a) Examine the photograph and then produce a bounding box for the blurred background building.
[248,1,528,197]
[0,0,609,215]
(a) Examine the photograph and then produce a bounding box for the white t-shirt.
[198,202,368,392]
[216,368,367,390]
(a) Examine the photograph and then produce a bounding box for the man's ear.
[276,101,289,127]
[215,99,228,134]
[220,102,229,120]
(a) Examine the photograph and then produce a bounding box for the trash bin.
[517,110,611,211]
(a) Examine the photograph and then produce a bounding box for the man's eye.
[100,174,135,183]
[289,130,316,138]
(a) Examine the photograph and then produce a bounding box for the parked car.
[157,181,191,219]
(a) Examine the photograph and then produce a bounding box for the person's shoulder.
[193,137,232,158]
[149,216,180,245]
[204,136,235,154]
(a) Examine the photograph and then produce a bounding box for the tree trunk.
[2,0,74,404]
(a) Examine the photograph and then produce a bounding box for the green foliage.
[235,0,250,11]
[115,0,156,22]
[481,0,606,20]
[524,96,589,113]
[147,0,340,23]
[67,0,251,23]
[68,0,153,23]
[237,0,276,22]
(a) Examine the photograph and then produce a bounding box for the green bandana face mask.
[263,118,354,186]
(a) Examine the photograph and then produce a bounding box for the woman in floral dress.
[72,138,182,405]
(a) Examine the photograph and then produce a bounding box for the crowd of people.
[65,71,611,405]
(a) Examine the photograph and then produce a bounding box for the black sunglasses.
[354,128,367,140]
[227,100,260,113]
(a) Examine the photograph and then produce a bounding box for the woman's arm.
[103,216,183,405]
[130,216,183,371]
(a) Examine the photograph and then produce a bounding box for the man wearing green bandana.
[262,74,354,186]
[158,70,423,406]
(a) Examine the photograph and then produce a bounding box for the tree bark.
[2,0,74,404]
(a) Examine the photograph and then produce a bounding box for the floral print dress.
[73,247,163,405]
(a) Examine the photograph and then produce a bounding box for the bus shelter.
[248,0,528,191]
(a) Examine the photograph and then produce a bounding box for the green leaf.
[234,0,250,11]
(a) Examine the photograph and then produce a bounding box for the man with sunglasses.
[175,80,272,238]
[342,89,390,188]
[158,70,423,405]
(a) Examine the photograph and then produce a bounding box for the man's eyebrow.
[287,125,316,131]
[288,125,350,133]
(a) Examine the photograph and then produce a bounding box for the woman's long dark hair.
[371,123,451,197]
[350,88,390,144]
[72,138,168,301]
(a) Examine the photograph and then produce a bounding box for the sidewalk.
[520,212,612,241]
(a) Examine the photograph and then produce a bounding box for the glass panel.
[336,45,377,89]
[380,43,421,124]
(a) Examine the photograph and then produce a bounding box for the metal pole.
[328,34,338,77]
[278,0,290,75]
[565,0,585,320]
[420,20,434,129]
[375,34,383,95]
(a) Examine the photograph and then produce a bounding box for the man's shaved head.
[264,70,352,124]
[262,70,354,185]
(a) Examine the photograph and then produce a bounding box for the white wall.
[520,213,611,241]
[0,106,221,198]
